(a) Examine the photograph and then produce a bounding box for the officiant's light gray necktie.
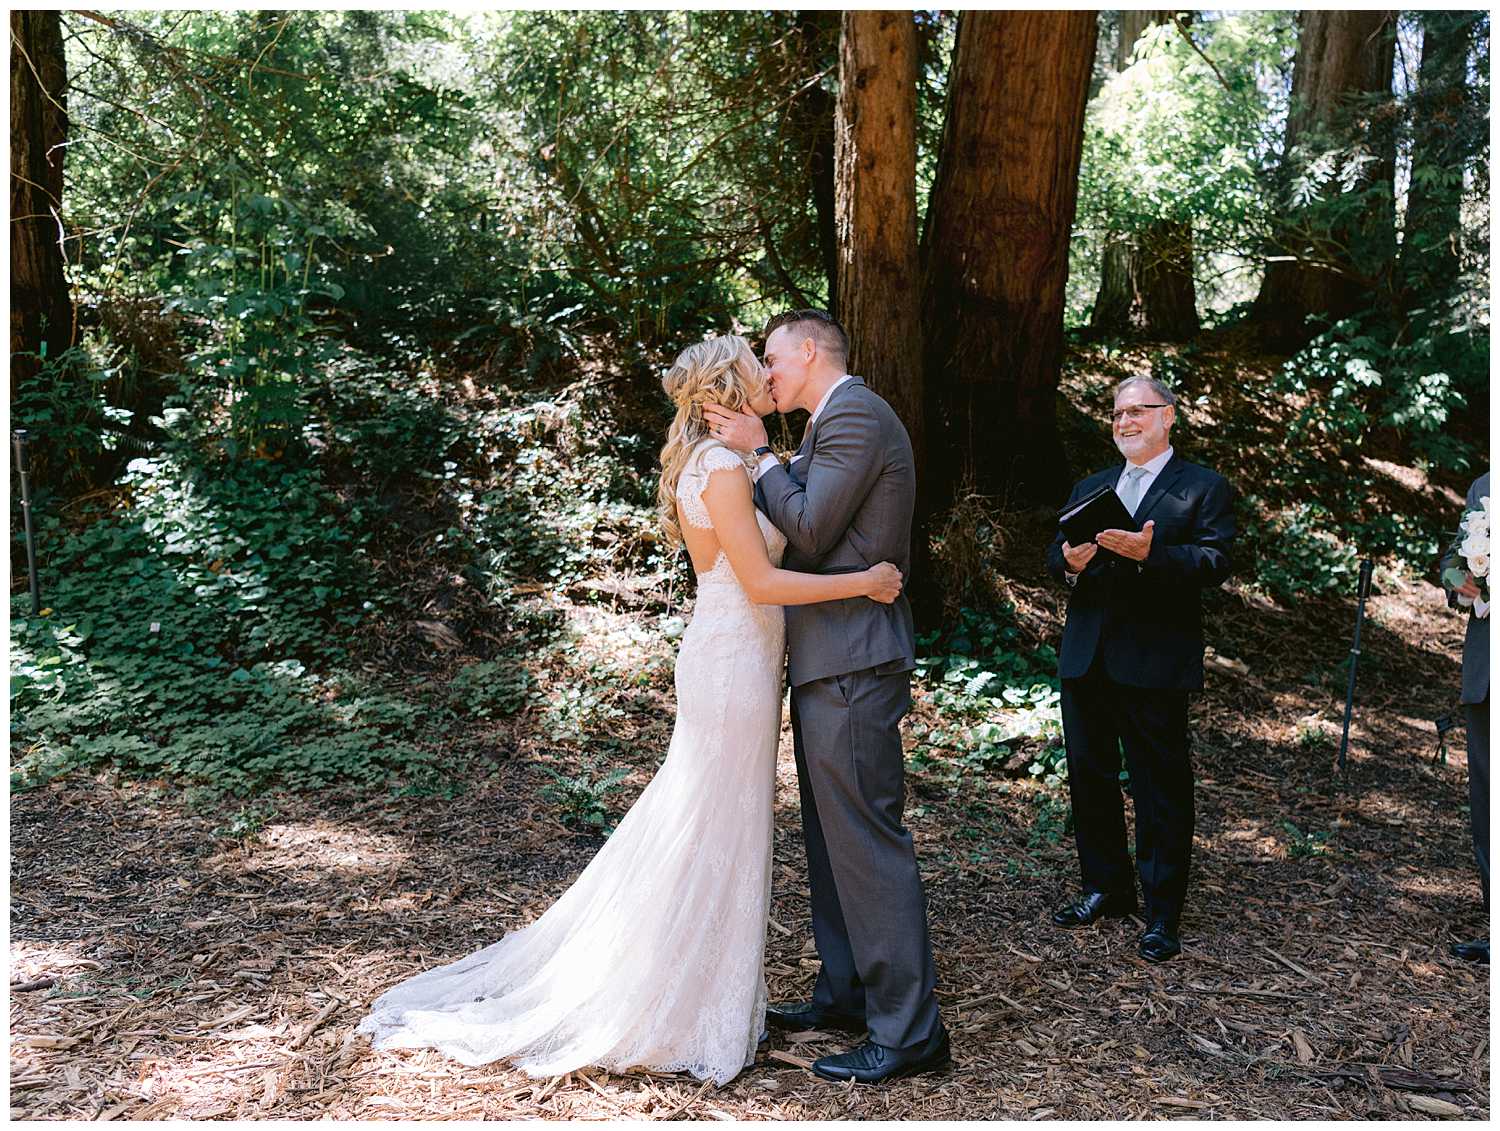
[1120,466,1149,516]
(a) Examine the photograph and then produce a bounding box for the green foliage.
[1281,820,1331,860]
[910,607,1065,786]
[1294,717,1336,753]
[1274,314,1479,473]
[454,381,671,603]
[10,345,111,480]
[1239,498,1360,602]
[1072,12,1298,322]
[9,451,450,795]
[540,760,631,833]
[212,798,279,840]
[448,660,533,721]
[1027,792,1074,851]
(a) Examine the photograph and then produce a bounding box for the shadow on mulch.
[11,534,1489,1121]
[11,339,1489,1120]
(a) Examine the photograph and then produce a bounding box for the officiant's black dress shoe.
[811,1023,951,1085]
[1451,938,1489,963]
[765,1001,866,1034]
[1052,890,1138,928]
[1138,920,1181,962]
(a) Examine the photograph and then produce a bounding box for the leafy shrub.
[9,453,445,795]
[1275,313,1481,476]
[447,660,534,720]
[540,760,630,833]
[1239,497,1360,602]
[910,607,1064,785]
[1282,820,1331,860]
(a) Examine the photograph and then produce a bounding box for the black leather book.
[1057,483,1137,548]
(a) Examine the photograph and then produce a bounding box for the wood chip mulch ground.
[11,515,1489,1121]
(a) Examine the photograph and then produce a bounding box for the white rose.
[1461,535,1485,560]
[1469,553,1489,579]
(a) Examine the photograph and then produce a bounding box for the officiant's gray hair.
[1113,376,1177,406]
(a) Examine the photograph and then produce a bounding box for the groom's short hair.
[764,309,849,367]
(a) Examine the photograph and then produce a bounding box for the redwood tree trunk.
[1089,10,1199,340]
[1251,10,1397,349]
[1398,10,1481,312]
[11,10,73,384]
[834,10,931,616]
[790,10,839,306]
[920,11,1096,509]
[835,10,923,461]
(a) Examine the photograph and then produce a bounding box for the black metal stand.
[13,429,40,616]
[1337,559,1375,774]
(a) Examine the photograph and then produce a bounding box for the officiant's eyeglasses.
[1110,404,1170,424]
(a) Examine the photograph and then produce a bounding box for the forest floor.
[11,529,1488,1120]
[10,340,1490,1120]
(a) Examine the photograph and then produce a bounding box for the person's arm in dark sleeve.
[1139,474,1235,587]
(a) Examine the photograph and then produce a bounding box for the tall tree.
[833,11,930,613]
[11,10,73,385]
[1089,10,1200,340]
[1398,9,1485,314]
[787,11,839,305]
[834,10,923,458]
[1250,10,1397,349]
[919,11,1096,509]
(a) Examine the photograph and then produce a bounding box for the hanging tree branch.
[1171,15,1235,95]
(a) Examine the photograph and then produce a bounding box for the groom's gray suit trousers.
[790,663,939,1051]
[756,377,940,1052]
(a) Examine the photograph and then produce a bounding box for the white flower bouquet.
[1443,494,1490,619]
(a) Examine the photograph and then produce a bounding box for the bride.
[357,334,902,1084]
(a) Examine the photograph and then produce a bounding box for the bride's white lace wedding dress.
[358,440,786,1084]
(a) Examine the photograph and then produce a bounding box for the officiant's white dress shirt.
[1065,445,1175,583]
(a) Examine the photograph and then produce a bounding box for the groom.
[704,309,948,1084]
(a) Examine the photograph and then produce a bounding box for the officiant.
[1044,376,1235,962]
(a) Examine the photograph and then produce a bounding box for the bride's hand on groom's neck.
[702,404,768,454]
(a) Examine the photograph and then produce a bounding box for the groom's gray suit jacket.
[754,378,917,687]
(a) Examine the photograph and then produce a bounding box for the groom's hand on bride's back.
[864,562,903,604]
[702,404,768,453]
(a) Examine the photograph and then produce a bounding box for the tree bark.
[1398,10,1480,312]
[1250,10,1397,349]
[835,10,923,459]
[919,10,1096,510]
[834,11,931,617]
[1089,10,1199,340]
[790,11,839,306]
[11,10,73,384]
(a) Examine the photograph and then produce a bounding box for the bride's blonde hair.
[657,334,766,546]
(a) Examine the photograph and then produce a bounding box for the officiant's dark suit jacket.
[1045,455,1235,690]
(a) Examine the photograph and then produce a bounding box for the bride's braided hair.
[656,335,766,547]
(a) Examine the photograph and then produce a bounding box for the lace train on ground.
[357,440,787,1084]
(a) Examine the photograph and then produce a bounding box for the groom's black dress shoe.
[1451,938,1489,963]
[811,1023,951,1085]
[766,1001,866,1034]
[1138,920,1181,963]
[1052,890,1138,928]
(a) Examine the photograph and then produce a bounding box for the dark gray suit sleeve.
[757,397,883,560]
[1140,473,1235,587]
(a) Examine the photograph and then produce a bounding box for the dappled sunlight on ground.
[11,459,1490,1119]
[202,821,411,881]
